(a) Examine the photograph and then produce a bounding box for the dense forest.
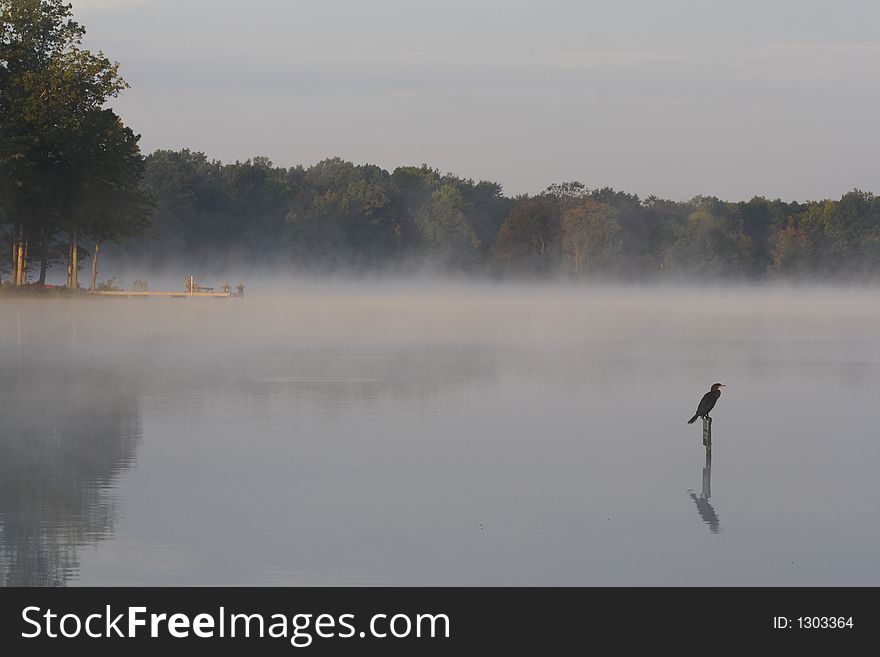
[3,1,880,287]
[108,151,880,282]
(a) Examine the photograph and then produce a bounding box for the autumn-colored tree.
[771,222,815,275]
[560,199,621,275]
[492,195,561,274]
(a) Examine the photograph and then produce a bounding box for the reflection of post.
[701,442,711,500]
[688,436,720,533]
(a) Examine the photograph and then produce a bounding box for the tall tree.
[663,196,752,278]
[287,158,397,268]
[492,195,561,274]
[415,184,479,266]
[76,109,151,289]
[1,0,84,284]
[560,199,621,275]
[0,0,134,287]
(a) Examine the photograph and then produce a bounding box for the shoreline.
[0,284,88,298]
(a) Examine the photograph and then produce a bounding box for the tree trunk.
[90,242,100,290]
[36,227,50,285]
[11,224,18,285]
[67,227,78,289]
[12,240,20,286]
[71,233,78,288]
[20,239,28,285]
[13,222,24,286]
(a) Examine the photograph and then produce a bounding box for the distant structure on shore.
[88,276,244,299]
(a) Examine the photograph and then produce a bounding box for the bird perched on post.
[688,384,725,424]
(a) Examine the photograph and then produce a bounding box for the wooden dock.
[89,290,232,298]
[88,276,244,299]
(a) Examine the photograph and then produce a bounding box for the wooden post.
[702,440,712,500]
[702,415,712,448]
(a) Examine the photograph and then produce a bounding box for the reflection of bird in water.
[688,490,720,533]
[688,446,720,533]
[688,383,725,424]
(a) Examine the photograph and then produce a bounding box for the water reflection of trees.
[239,344,500,413]
[0,370,140,586]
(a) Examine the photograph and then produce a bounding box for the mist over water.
[2,282,879,585]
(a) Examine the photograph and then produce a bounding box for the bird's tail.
[687,414,699,424]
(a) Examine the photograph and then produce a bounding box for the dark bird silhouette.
[687,383,725,424]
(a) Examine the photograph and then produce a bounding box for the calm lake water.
[2,283,879,586]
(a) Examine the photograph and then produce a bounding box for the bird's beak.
[720,384,726,387]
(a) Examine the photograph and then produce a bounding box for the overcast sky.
[73,0,880,201]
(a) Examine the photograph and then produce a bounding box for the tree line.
[3,1,879,287]
[112,151,880,282]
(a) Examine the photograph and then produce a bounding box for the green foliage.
[286,157,397,266]
[766,191,880,279]
[663,197,752,278]
[415,184,479,266]
[560,199,621,275]
[771,222,815,275]
[0,0,148,282]
[122,155,513,274]
[2,0,878,282]
[77,109,152,244]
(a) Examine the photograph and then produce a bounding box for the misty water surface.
[1,283,879,586]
